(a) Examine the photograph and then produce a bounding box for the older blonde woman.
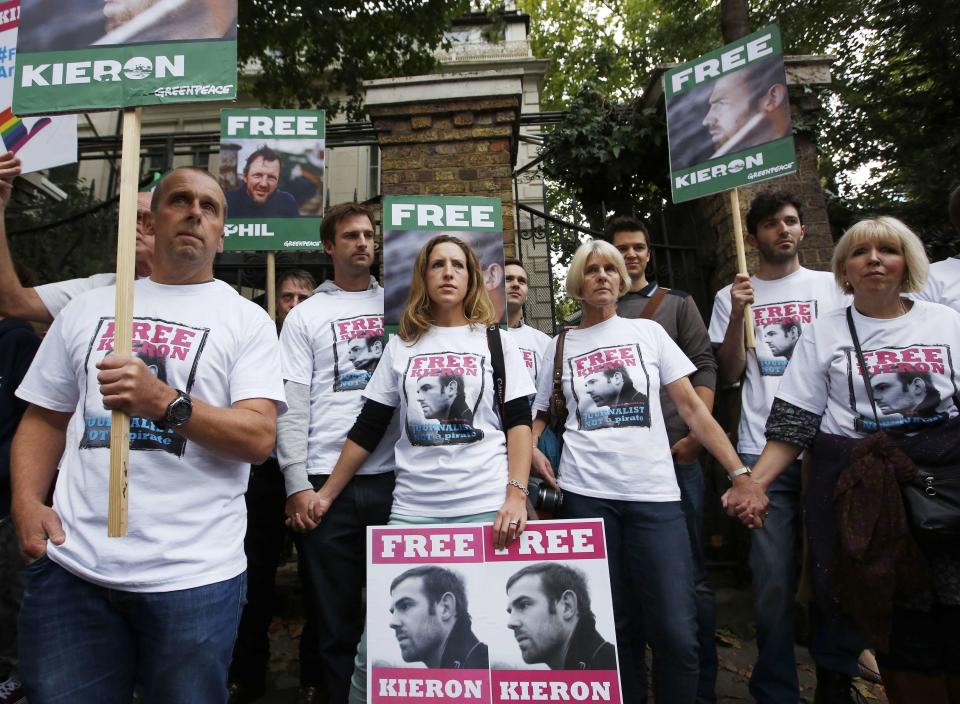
[530,239,747,703]
[726,217,960,703]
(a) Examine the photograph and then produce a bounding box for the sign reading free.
[12,0,238,114]
[220,109,326,252]
[664,24,797,203]
[385,195,502,231]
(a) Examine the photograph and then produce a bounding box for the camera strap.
[487,324,506,421]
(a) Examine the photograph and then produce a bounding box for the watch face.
[168,394,192,426]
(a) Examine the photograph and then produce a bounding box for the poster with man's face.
[664,24,797,203]
[382,196,506,328]
[367,520,622,704]
[14,0,238,114]
[220,109,326,252]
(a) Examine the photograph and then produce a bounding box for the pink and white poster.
[367,519,622,703]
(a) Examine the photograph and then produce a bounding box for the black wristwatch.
[159,390,192,429]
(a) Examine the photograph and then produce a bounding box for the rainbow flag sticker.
[0,107,51,154]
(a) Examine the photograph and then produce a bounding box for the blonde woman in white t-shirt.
[529,239,747,704]
[300,235,535,704]
[725,217,960,703]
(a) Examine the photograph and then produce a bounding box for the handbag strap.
[552,327,569,401]
[486,324,506,420]
[640,286,669,320]
[845,306,882,432]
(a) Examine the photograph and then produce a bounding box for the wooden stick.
[729,188,756,348]
[266,251,276,321]
[108,107,142,538]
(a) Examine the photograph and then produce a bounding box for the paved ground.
[253,559,888,704]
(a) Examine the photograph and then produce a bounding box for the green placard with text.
[12,0,238,114]
[664,24,797,203]
[219,108,326,252]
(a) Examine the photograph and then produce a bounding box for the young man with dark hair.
[606,214,720,703]
[226,146,299,218]
[709,190,857,703]
[388,566,487,669]
[276,202,396,704]
[505,563,615,671]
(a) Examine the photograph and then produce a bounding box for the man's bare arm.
[11,405,70,560]
[716,273,754,385]
[0,153,51,323]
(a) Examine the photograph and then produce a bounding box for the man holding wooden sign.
[10,167,285,704]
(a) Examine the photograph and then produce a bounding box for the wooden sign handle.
[266,251,276,321]
[108,107,143,538]
[729,188,756,349]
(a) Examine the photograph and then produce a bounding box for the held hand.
[729,273,755,318]
[96,354,176,420]
[531,447,559,491]
[493,492,527,550]
[0,152,21,211]
[12,500,65,563]
[670,435,702,465]
[284,489,318,533]
[721,479,769,529]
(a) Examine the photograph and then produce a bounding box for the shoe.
[298,685,323,704]
[227,681,266,704]
[0,677,25,704]
[856,649,882,684]
[813,667,855,704]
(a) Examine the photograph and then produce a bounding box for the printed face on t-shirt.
[404,352,484,445]
[331,315,385,392]
[569,344,651,430]
[80,316,209,456]
[753,300,817,375]
[849,343,958,432]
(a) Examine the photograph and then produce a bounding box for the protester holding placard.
[0,153,154,324]
[11,167,285,703]
[289,234,533,704]
[530,239,747,703]
[708,190,859,703]
[724,217,960,703]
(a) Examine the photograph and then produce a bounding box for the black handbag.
[846,306,960,539]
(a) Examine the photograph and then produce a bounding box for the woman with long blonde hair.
[294,234,535,704]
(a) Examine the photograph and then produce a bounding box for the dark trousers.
[298,472,394,704]
[229,459,319,690]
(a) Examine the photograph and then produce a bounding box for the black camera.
[528,476,563,514]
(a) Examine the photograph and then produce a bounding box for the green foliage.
[238,0,469,118]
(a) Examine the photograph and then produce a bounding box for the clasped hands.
[721,478,770,530]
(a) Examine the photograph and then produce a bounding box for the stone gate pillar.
[364,70,524,252]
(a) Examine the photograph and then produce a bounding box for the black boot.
[813,667,855,704]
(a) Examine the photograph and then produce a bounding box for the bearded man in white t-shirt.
[0,153,155,324]
[709,190,857,704]
[276,202,397,704]
[11,167,286,703]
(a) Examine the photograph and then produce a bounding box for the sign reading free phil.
[664,24,797,203]
[12,0,238,114]
[382,195,505,327]
[219,109,326,252]
[367,519,622,704]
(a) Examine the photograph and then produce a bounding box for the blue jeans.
[743,453,803,704]
[19,556,246,704]
[561,491,699,704]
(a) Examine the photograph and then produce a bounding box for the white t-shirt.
[35,273,119,318]
[16,278,286,592]
[708,267,846,454]
[362,324,534,517]
[914,257,960,313]
[507,321,552,399]
[279,287,398,476]
[776,301,960,437]
[532,316,696,502]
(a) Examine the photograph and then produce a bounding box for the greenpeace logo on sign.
[20,55,185,87]
[674,152,764,188]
